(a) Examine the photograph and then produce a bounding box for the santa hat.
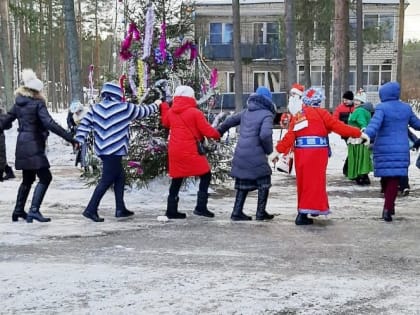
[290,83,305,96]
[174,85,195,98]
[22,69,43,92]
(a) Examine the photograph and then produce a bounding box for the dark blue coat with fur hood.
[218,94,275,180]
[364,82,420,177]
[0,87,74,170]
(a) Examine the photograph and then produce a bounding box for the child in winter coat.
[346,91,373,185]
[217,86,276,221]
[361,81,420,222]
[160,85,221,219]
[0,69,77,223]
[75,82,161,222]
[271,87,362,225]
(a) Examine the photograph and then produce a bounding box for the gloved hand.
[71,139,80,151]
[360,132,370,146]
[268,149,280,163]
[154,99,162,106]
[413,139,420,151]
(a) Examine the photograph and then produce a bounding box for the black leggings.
[22,168,52,187]
[169,172,212,198]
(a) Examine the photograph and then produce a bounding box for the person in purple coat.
[361,81,420,222]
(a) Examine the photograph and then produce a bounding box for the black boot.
[115,208,134,218]
[4,165,16,180]
[12,184,31,222]
[26,183,51,223]
[231,190,252,221]
[256,188,274,221]
[165,196,186,219]
[382,209,393,222]
[362,174,371,185]
[0,169,3,182]
[193,191,215,217]
[295,213,313,225]
[82,210,104,222]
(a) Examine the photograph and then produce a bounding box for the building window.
[209,23,233,44]
[227,72,235,93]
[253,71,280,92]
[298,65,329,88]
[253,22,279,44]
[347,64,393,92]
[364,14,394,41]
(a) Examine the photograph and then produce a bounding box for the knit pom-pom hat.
[301,87,324,107]
[173,85,195,98]
[22,69,43,92]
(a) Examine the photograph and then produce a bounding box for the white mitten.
[268,149,280,163]
[360,132,370,146]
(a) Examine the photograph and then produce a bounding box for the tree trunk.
[285,0,297,87]
[396,0,404,87]
[63,0,82,104]
[232,0,243,112]
[356,0,363,91]
[333,0,346,107]
[0,0,14,110]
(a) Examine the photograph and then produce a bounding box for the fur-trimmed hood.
[14,86,45,102]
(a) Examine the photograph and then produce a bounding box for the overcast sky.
[405,1,420,41]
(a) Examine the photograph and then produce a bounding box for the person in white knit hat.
[0,69,78,223]
[160,85,221,219]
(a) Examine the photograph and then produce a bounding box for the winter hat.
[301,87,324,107]
[342,90,354,101]
[70,101,84,114]
[173,85,195,98]
[22,69,44,92]
[101,82,124,100]
[290,83,305,96]
[255,86,272,101]
[354,91,367,103]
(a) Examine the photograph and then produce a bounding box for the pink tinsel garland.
[119,22,141,61]
[159,23,167,61]
[174,41,198,62]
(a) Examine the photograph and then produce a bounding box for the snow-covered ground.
[1,111,420,314]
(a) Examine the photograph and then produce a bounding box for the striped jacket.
[75,99,159,156]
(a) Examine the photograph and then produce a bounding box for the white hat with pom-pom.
[22,69,44,92]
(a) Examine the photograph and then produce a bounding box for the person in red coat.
[271,87,362,225]
[333,90,355,176]
[161,85,221,219]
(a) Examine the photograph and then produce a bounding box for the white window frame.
[209,22,233,44]
[253,71,280,92]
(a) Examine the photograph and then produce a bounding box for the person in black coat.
[0,69,78,223]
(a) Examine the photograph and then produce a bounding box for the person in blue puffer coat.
[217,86,276,221]
[361,81,420,222]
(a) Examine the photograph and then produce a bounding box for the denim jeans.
[85,155,125,213]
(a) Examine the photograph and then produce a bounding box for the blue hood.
[247,94,276,114]
[379,81,400,102]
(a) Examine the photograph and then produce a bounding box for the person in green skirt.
[346,92,373,185]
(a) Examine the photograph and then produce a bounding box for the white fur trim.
[290,87,303,96]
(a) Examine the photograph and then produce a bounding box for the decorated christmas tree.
[105,0,235,188]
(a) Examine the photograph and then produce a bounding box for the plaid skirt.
[234,175,271,191]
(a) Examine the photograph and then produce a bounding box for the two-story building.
[194,0,403,108]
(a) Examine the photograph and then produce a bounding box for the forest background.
[0,0,420,113]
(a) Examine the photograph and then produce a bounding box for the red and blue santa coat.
[276,105,361,216]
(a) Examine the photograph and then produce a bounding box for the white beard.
[288,96,302,115]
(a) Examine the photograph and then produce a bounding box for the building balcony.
[202,43,282,61]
